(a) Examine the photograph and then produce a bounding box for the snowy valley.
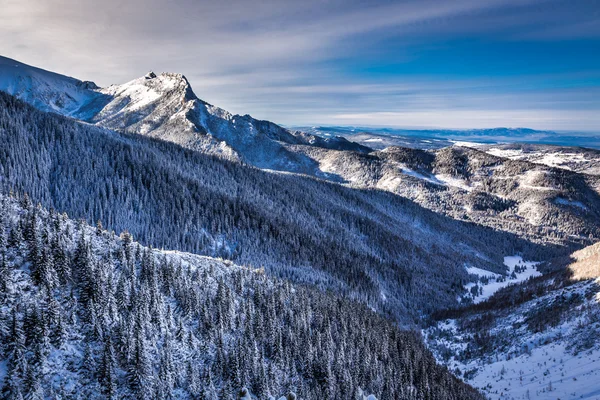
[425,243,600,399]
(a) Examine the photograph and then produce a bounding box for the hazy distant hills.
[296,125,600,150]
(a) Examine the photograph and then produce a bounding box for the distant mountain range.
[294,126,600,150]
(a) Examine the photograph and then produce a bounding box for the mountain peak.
[0,55,363,174]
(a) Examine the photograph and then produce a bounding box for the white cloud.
[0,0,598,130]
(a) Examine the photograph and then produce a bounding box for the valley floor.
[425,277,600,400]
[467,342,600,399]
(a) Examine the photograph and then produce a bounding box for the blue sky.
[1,0,599,131]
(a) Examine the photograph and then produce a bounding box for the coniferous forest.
[0,92,566,324]
[0,193,483,399]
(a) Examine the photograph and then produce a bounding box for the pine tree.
[24,344,45,400]
[96,220,104,236]
[128,322,152,398]
[200,366,218,400]
[0,253,10,299]
[157,338,175,399]
[52,234,70,284]
[186,360,200,396]
[100,336,117,399]
[3,309,28,400]
[7,222,23,249]
[37,247,58,291]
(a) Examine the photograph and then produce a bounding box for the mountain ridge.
[0,55,368,174]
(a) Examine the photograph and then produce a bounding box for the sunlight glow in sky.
[1,0,599,131]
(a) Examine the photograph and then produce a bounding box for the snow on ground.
[426,278,600,400]
[518,170,558,192]
[555,197,588,210]
[357,389,378,400]
[396,166,474,192]
[376,175,402,191]
[483,148,598,174]
[401,167,438,183]
[451,140,484,148]
[434,173,473,192]
[452,142,600,175]
[364,138,384,143]
[466,266,501,279]
[466,343,600,400]
[0,55,101,116]
[464,256,540,304]
[97,73,180,115]
[535,153,589,170]
[485,148,525,159]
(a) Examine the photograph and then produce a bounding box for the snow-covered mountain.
[0,55,99,116]
[5,89,562,325]
[2,54,600,398]
[0,55,366,174]
[3,55,599,249]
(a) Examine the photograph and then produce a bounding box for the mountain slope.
[424,243,600,399]
[566,241,600,280]
[473,143,600,176]
[0,55,99,116]
[0,193,483,399]
[294,145,600,245]
[4,55,597,247]
[0,90,565,324]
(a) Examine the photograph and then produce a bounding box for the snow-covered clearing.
[467,343,600,399]
[464,256,540,304]
[434,173,473,192]
[398,166,474,192]
[555,197,588,210]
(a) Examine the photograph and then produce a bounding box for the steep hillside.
[2,56,598,247]
[424,243,600,399]
[0,91,563,324]
[0,193,483,399]
[0,55,99,116]
[566,242,600,280]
